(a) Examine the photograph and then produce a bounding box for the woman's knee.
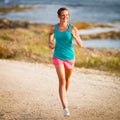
[59,78,66,86]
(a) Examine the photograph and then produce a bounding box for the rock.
[0,18,29,28]
[81,31,120,40]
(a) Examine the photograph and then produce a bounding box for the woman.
[48,7,82,116]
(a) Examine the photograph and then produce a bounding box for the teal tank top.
[53,23,75,60]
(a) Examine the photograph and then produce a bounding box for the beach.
[0,59,120,120]
[0,1,120,119]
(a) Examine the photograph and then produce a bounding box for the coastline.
[0,5,120,120]
[0,6,34,13]
[0,18,120,74]
[0,18,120,39]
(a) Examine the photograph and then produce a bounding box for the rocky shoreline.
[0,18,120,73]
[0,6,33,13]
[74,21,120,40]
[0,18,120,39]
[80,31,120,40]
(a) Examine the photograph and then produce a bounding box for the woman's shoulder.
[50,24,55,29]
[49,24,56,34]
[68,23,77,31]
[71,24,78,31]
[69,23,76,28]
[50,24,58,31]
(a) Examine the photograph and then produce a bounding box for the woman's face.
[59,10,70,22]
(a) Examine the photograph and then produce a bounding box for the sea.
[0,0,120,49]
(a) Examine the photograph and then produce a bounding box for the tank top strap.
[54,24,58,31]
[67,24,73,31]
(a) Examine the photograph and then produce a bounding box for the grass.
[106,57,120,70]
[0,7,33,13]
[72,22,91,29]
[0,20,120,74]
[0,33,13,41]
[74,47,120,73]
[75,56,103,68]
[1,35,119,73]
[75,55,120,71]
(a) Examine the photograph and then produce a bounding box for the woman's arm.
[48,25,55,49]
[71,25,82,47]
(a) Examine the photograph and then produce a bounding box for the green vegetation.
[0,7,33,13]
[75,55,120,71]
[106,57,120,70]
[72,22,91,29]
[0,33,13,41]
[74,47,120,72]
[0,19,120,74]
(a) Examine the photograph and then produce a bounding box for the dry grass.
[0,20,120,73]
[0,6,33,13]
[74,47,120,72]
[0,24,53,63]
[72,21,112,30]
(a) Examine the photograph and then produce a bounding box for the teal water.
[82,39,120,50]
[0,0,120,50]
[0,0,120,23]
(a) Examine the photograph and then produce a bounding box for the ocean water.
[0,0,120,24]
[0,0,120,49]
[82,39,120,50]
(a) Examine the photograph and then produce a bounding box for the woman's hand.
[48,41,55,49]
[48,25,55,49]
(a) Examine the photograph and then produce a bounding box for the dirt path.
[0,60,120,120]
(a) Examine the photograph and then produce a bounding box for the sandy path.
[0,60,120,120]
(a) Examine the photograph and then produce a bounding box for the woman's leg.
[65,68,73,92]
[55,64,67,109]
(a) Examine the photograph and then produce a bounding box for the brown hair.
[57,7,69,16]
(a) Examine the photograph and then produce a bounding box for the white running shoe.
[63,108,70,116]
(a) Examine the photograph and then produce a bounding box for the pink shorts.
[52,58,75,69]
